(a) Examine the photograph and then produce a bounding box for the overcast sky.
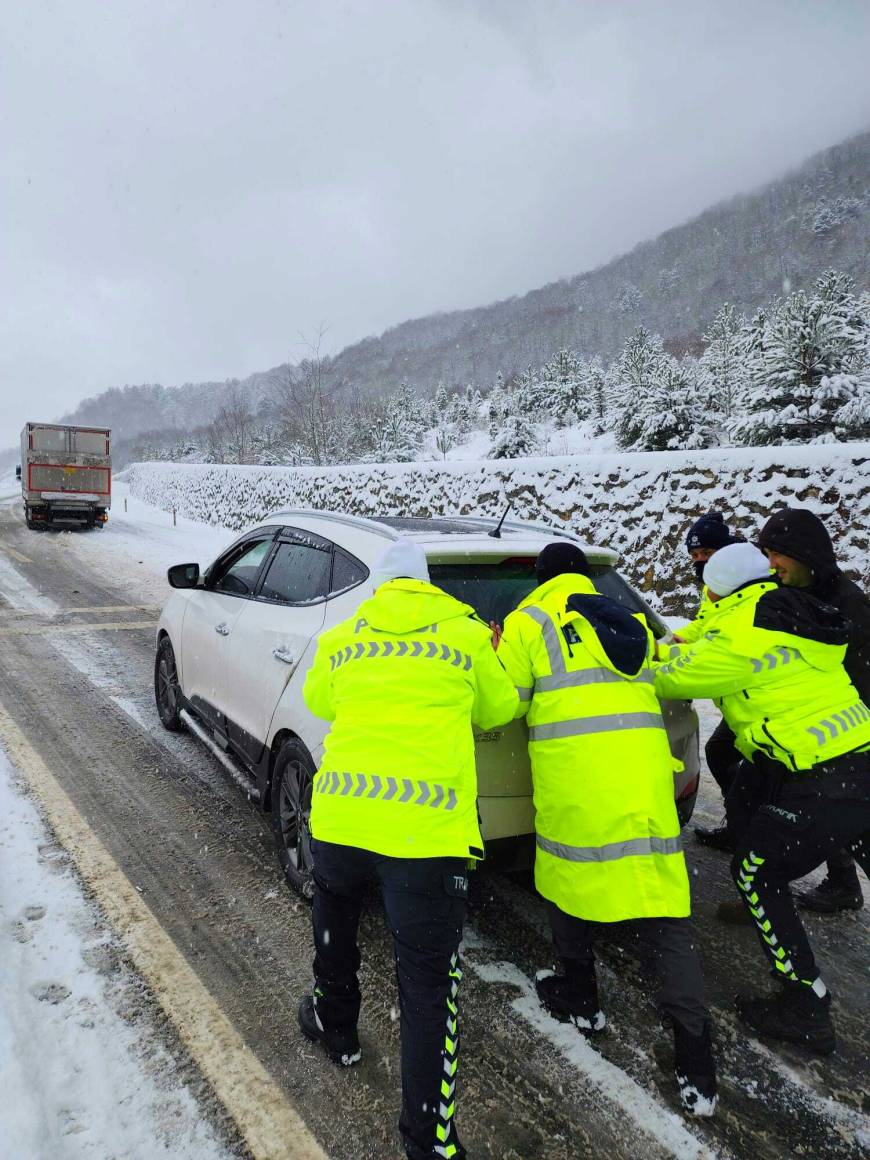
[3,0,870,436]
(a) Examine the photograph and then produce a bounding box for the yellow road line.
[0,620,156,637]
[0,542,33,564]
[0,605,160,618]
[0,702,329,1160]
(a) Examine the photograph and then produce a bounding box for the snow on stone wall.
[122,443,870,615]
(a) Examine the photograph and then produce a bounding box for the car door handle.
[272,646,297,665]
[215,622,230,636]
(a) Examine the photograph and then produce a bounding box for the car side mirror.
[15,465,21,480]
[168,562,200,589]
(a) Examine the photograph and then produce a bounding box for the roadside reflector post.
[124,498,128,513]
[172,507,176,526]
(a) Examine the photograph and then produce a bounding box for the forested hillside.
[326,129,870,392]
[60,128,870,465]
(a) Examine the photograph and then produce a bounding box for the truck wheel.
[154,637,184,731]
[271,739,315,900]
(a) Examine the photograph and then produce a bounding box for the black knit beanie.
[536,542,590,584]
[686,511,738,552]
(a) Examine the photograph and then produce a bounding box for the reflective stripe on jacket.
[499,574,690,923]
[653,579,870,770]
[677,586,716,645]
[304,578,519,860]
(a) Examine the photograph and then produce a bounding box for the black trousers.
[729,752,870,987]
[546,902,710,1037]
[705,717,742,797]
[719,731,859,885]
[310,839,469,1160]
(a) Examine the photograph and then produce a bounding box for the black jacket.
[758,508,870,700]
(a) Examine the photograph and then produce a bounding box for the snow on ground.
[421,419,619,462]
[0,748,233,1160]
[46,479,235,607]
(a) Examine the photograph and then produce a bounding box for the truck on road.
[17,422,112,530]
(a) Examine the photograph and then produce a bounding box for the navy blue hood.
[564,593,648,676]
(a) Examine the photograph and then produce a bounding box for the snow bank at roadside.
[122,442,870,614]
[0,747,232,1159]
[34,480,235,608]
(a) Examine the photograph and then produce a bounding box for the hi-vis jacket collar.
[355,578,475,635]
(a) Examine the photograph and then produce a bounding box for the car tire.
[154,636,184,732]
[271,739,316,900]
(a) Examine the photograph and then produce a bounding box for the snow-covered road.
[0,484,867,1160]
[0,747,233,1159]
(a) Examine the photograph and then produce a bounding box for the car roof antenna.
[488,501,512,539]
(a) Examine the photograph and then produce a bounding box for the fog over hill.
[61,127,869,456]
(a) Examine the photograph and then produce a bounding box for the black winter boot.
[797,873,863,914]
[736,983,836,1055]
[693,822,736,852]
[672,1018,717,1117]
[535,962,605,1034]
[298,993,362,1067]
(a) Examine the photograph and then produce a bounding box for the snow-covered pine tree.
[699,303,746,421]
[629,358,716,451]
[393,381,426,443]
[434,382,450,418]
[538,348,588,427]
[613,327,668,449]
[367,386,424,462]
[834,287,870,439]
[487,412,538,459]
[585,356,609,434]
[514,365,546,420]
[447,391,472,437]
[731,271,867,444]
[486,373,509,437]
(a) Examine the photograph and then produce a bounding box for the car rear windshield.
[428,559,665,636]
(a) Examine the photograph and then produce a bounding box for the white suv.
[155,510,700,896]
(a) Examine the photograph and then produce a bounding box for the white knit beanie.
[703,543,770,598]
[371,538,430,589]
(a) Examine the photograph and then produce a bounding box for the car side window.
[258,541,332,605]
[212,540,273,596]
[330,550,368,596]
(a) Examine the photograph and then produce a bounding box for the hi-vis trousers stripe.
[435,952,462,1159]
[529,711,664,741]
[537,833,682,863]
[314,770,458,811]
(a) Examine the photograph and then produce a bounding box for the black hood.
[754,586,850,647]
[757,508,838,589]
[565,593,648,676]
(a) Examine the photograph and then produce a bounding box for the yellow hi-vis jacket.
[498,574,690,922]
[304,578,519,860]
[654,579,870,770]
[677,587,716,645]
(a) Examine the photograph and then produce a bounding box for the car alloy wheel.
[154,637,183,732]
[272,740,315,900]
